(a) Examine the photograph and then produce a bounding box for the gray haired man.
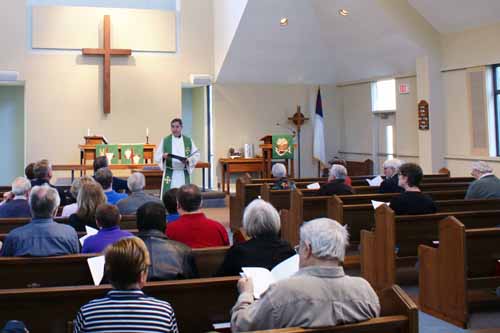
[1,185,79,256]
[0,177,32,218]
[231,218,380,332]
[116,173,162,215]
[465,161,500,199]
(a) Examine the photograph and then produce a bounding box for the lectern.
[83,136,108,145]
[259,135,295,178]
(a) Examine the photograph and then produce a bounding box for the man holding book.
[154,118,200,197]
[231,218,380,331]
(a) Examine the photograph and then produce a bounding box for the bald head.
[29,185,60,218]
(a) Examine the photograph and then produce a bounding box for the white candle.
[146,128,149,136]
[87,128,90,136]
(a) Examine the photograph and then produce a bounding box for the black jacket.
[389,191,437,215]
[137,229,198,281]
[318,179,354,196]
[379,174,404,193]
[216,236,295,277]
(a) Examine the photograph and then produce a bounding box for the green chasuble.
[161,135,193,196]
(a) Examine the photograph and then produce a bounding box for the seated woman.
[216,199,295,276]
[379,159,404,193]
[69,182,107,231]
[61,176,95,217]
[389,163,437,215]
[271,163,296,190]
[328,158,352,186]
[319,164,354,196]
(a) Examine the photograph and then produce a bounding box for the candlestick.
[87,128,90,136]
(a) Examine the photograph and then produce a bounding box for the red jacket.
[166,212,229,248]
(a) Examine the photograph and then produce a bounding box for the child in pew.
[216,199,295,276]
[81,204,133,253]
[389,163,437,215]
[74,237,178,333]
[163,188,180,222]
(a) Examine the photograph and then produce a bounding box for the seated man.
[465,161,500,199]
[389,163,437,215]
[1,185,79,256]
[117,173,161,214]
[379,158,404,193]
[31,159,69,205]
[137,202,197,280]
[163,188,180,222]
[74,237,178,333]
[271,163,296,190]
[93,156,128,193]
[231,218,380,331]
[25,162,35,181]
[318,164,354,196]
[82,204,133,253]
[94,167,128,205]
[0,177,31,218]
[166,184,229,248]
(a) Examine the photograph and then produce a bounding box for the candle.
[87,128,90,136]
[146,128,149,136]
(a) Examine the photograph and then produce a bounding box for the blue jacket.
[0,199,31,218]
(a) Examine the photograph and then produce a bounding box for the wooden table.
[78,144,156,165]
[219,158,264,193]
[134,162,210,191]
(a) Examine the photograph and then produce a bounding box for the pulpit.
[259,135,295,178]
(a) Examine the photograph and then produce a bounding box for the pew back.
[0,276,239,333]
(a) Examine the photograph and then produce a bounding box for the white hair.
[127,172,146,192]
[472,161,493,174]
[329,164,347,179]
[383,159,403,171]
[272,163,287,178]
[29,185,60,218]
[243,199,281,238]
[11,177,31,196]
[300,218,349,261]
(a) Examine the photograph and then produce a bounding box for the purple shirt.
[82,226,133,253]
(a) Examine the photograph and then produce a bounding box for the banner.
[96,144,119,165]
[272,134,294,159]
[121,144,145,164]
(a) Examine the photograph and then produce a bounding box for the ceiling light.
[338,9,349,16]
[280,17,289,26]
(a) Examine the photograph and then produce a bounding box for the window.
[371,79,396,112]
[494,64,500,155]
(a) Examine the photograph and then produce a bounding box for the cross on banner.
[82,15,132,114]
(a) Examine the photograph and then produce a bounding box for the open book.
[371,200,390,209]
[242,254,299,299]
[366,175,384,187]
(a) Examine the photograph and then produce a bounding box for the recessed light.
[338,9,349,16]
[280,17,289,26]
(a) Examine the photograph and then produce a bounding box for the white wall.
[0,0,214,177]
[441,23,500,176]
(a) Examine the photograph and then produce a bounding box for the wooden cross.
[82,15,132,114]
[288,105,309,133]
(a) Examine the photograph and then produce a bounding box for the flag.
[313,87,326,165]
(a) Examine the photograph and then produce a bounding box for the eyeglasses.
[294,245,300,254]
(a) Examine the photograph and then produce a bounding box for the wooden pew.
[352,182,471,195]
[329,197,500,245]
[419,217,500,328]
[0,276,239,333]
[330,190,466,206]
[0,214,138,234]
[245,285,417,333]
[0,246,229,289]
[350,176,473,187]
[361,205,500,291]
[260,183,318,212]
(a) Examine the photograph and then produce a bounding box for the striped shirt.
[74,289,178,333]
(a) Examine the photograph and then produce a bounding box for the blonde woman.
[60,176,95,217]
[69,182,107,231]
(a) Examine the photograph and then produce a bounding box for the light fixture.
[280,17,289,26]
[338,9,349,16]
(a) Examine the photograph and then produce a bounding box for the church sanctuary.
[2,0,500,332]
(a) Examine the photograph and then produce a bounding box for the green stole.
[161,134,192,195]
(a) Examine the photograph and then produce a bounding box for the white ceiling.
[408,0,500,33]
[216,0,431,84]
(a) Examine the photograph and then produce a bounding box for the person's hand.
[162,153,170,159]
[237,276,254,295]
[2,191,13,202]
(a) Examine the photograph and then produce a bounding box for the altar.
[78,136,156,165]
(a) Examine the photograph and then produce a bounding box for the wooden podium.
[259,135,295,178]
